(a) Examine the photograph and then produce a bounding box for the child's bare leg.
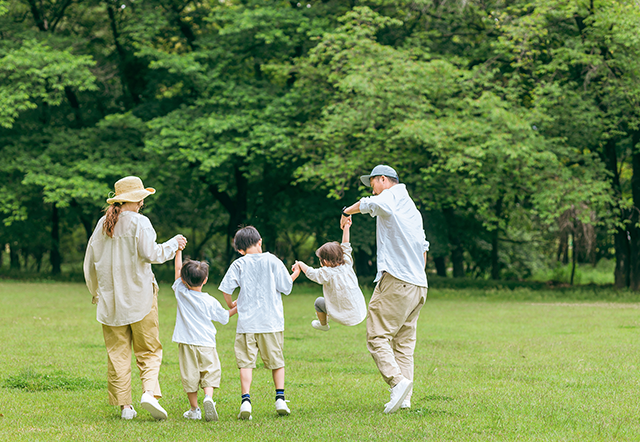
[240,368,253,394]
[203,387,214,398]
[315,311,328,325]
[187,392,198,409]
[272,367,285,390]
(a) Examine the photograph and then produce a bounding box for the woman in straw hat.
[84,176,187,420]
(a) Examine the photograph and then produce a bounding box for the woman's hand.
[176,235,187,250]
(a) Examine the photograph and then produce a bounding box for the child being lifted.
[293,215,367,331]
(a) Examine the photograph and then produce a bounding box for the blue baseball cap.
[360,165,399,187]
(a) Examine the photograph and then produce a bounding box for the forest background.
[2,0,640,289]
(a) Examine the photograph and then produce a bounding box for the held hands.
[340,216,352,230]
[291,262,302,282]
[176,234,188,250]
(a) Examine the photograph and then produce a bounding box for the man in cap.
[341,165,429,414]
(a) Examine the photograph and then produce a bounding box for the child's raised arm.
[174,249,183,281]
[341,216,352,244]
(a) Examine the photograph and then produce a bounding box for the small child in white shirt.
[293,216,367,331]
[172,249,237,422]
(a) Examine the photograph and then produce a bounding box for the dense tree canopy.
[1,0,639,286]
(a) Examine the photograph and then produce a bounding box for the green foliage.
[0,0,638,283]
[0,41,97,129]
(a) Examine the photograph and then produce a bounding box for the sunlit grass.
[1,281,640,440]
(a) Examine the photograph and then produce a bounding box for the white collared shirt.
[304,243,367,326]
[218,252,293,334]
[172,279,229,347]
[84,211,180,326]
[359,184,430,287]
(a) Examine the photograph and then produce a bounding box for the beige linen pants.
[366,272,427,400]
[101,292,163,406]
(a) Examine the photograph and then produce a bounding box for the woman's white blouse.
[84,211,180,326]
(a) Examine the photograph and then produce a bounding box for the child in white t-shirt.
[173,249,237,422]
[219,226,301,421]
[293,216,367,331]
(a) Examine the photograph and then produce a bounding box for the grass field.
[2,281,640,441]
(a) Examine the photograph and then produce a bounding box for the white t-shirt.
[304,243,367,326]
[172,279,230,347]
[218,252,293,334]
[359,184,430,287]
[84,211,180,326]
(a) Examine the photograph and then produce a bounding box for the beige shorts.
[234,332,285,370]
[178,343,221,392]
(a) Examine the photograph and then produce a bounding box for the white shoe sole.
[141,399,168,420]
[203,400,218,422]
[238,411,252,420]
[276,407,290,416]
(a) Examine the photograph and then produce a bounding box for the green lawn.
[1,281,640,441]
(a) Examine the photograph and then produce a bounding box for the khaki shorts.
[234,332,285,370]
[178,343,222,392]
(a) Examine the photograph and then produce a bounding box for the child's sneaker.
[183,407,201,420]
[121,406,137,420]
[203,396,218,422]
[275,398,290,416]
[238,401,252,420]
[311,320,330,331]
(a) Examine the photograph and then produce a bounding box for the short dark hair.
[315,241,345,267]
[234,226,262,252]
[386,175,399,184]
[372,175,399,184]
[181,259,209,287]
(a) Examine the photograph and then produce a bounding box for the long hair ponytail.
[103,203,122,238]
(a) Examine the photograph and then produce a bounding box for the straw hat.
[106,176,156,204]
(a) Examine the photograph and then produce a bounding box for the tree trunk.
[600,138,630,288]
[10,244,20,270]
[570,232,577,285]
[434,255,446,277]
[629,131,640,290]
[491,197,503,280]
[443,207,465,278]
[50,204,61,275]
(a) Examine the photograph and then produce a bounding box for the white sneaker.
[311,320,330,331]
[383,378,413,414]
[140,392,168,420]
[385,398,411,409]
[121,406,137,420]
[275,398,290,416]
[203,396,218,422]
[183,407,201,420]
[238,401,252,420]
